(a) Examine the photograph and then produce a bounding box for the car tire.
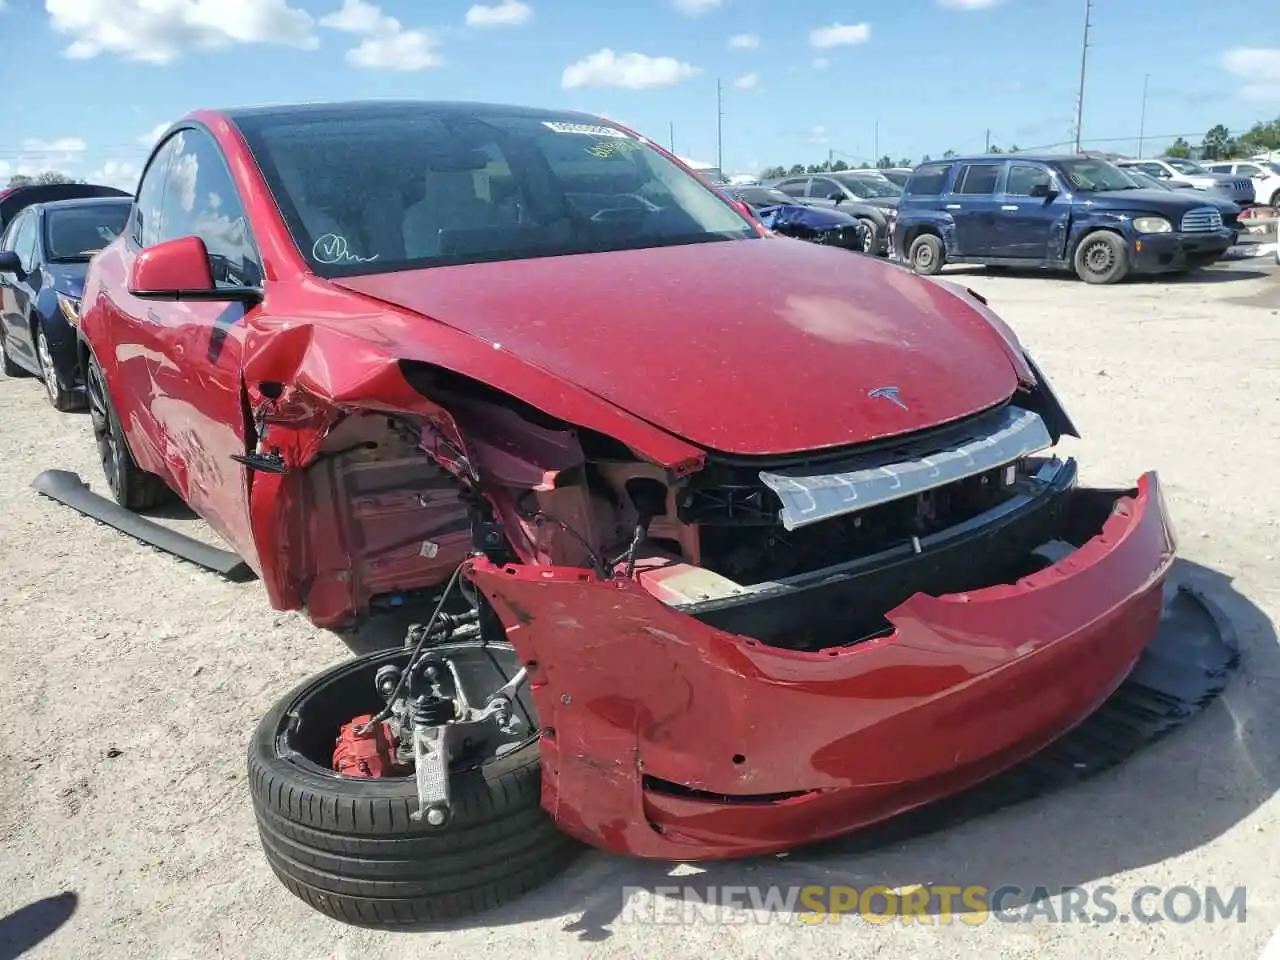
[907,234,944,275]
[85,353,173,510]
[1072,230,1130,285]
[1,332,29,378]
[35,323,80,412]
[857,219,877,255]
[247,644,583,927]
[1269,188,1280,209]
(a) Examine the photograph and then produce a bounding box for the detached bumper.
[1132,229,1233,272]
[469,467,1177,859]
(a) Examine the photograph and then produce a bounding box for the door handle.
[945,203,961,210]
[1001,204,1020,211]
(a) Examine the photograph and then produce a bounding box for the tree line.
[4,170,85,188]
[758,114,1280,179]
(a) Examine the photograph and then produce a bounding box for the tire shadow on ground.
[397,557,1277,942]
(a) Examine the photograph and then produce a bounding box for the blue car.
[729,186,873,253]
[0,195,133,409]
[892,154,1236,284]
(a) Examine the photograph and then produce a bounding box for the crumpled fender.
[234,285,707,613]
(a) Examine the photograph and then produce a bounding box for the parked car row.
[889,153,1238,284]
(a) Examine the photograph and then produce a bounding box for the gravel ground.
[2,259,1279,960]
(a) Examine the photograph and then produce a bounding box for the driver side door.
[139,128,265,562]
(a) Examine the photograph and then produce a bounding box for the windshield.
[1262,162,1280,175]
[1057,159,1141,192]
[1164,158,1206,175]
[1124,170,1169,191]
[834,174,902,198]
[233,109,756,276]
[43,201,131,261]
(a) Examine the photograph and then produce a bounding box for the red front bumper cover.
[469,463,1176,859]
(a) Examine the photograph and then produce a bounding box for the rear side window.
[905,163,950,196]
[954,163,1002,196]
[777,179,808,198]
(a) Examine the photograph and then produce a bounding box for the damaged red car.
[71,101,1181,925]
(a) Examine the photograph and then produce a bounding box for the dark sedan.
[0,196,133,409]
[729,186,872,253]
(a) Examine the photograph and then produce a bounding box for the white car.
[1204,160,1280,209]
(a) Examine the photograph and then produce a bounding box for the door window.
[133,135,180,248]
[1237,163,1262,176]
[156,129,263,288]
[1005,164,1052,197]
[953,163,1002,196]
[809,177,842,200]
[905,163,950,196]
[10,211,38,272]
[777,179,808,198]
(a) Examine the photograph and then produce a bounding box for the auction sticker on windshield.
[542,121,631,138]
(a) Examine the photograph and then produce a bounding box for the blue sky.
[2,0,1280,188]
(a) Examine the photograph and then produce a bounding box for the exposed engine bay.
[295,361,1078,652]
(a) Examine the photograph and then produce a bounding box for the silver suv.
[1115,157,1256,205]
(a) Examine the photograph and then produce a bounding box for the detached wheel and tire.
[1073,230,1130,284]
[908,234,944,275]
[85,354,172,510]
[247,642,582,927]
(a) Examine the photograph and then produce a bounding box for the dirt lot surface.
[2,260,1279,960]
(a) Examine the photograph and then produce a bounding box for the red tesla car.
[75,101,1179,925]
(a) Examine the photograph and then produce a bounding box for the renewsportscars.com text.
[620,883,1248,926]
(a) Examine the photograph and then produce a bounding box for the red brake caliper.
[332,714,406,778]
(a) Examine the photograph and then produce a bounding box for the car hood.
[855,196,899,211]
[759,203,858,228]
[45,262,87,298]
[332,239,1021,456]
[1082,188,1223,214]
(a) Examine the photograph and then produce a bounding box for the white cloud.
[465,0,531,27]
[808,125,828,144]
[733,72,759,90]
[728,33,759,50]
[90,160,142,191]
[14,137,88,175]
[562,49,700,89]
[1222,47,1280,101]
[673,0,721,14]
[938,0,1001,7]
[813,57,829,70]
[809,22,871,49]
[320,0,443,70]
[137,122,171,147]
[45,0,318,65]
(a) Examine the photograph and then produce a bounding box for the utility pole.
[985,128,991,153]
[669,121,675,154]
[715,77,724,175]
[1073,0,1093,153]
[1137,73,1150,158]
[873,118,879,161]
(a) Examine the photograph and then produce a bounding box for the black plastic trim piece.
[31,469,258,582]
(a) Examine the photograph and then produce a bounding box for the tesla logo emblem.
[868,386,908,410]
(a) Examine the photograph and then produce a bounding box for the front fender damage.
[236,321,705,626]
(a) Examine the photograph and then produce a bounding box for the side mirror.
[0,250,21,274]
[828,192,843,202]
[128,235,259,303]
[1029,183,1056,198]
